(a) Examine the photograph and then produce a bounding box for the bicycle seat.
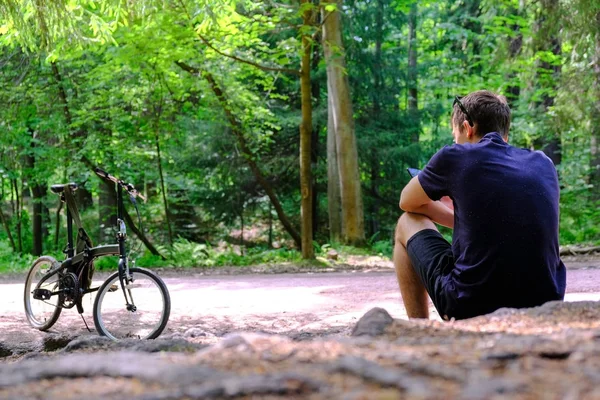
[50,183,78,194]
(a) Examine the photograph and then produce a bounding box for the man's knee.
[395,212,436,246]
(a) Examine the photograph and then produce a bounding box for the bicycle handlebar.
[94,167,146,201]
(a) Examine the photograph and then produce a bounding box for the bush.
[132,239,303,268]
[560,195,600,245]
[0,240,36,273]
[370,240,393,257]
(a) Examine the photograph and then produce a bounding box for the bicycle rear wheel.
[93,267,170,340]
[24,256,62,331]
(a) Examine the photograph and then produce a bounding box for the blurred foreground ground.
[1,255,600,399]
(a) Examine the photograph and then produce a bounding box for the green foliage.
[211,246,302,267]
[94,255,119,271]
[560,195,600,245]
[0,240,35,273]
[133,239,303,268]
[370,240,394,258]
[160,239,212,268]
[0,0,597,274]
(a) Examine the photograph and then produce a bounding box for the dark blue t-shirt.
[418,132,566,318]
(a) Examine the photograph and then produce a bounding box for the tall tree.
[24,128,45,256]
[327,91,342,242]
[533,0,562,165]
[322,0,365,246]
[299,0,315,257]
[592,11,600,202]
[407,2,419,143]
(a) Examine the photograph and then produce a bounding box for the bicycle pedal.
[108,284,119,292]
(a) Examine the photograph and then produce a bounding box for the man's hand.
[400,177,454,228]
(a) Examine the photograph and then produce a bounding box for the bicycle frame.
[33,245,120,290]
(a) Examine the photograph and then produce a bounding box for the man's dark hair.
[452,90,511,138]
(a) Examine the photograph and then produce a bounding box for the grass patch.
[0,241,38,273]
[0,236,393,274]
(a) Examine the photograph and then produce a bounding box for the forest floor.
[1,253,600,399]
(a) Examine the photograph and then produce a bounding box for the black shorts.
[406,229,457,320]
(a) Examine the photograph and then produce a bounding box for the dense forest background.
[0,0,598,269]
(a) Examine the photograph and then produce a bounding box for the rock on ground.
[3,301,600,399]
[350,307,394,337]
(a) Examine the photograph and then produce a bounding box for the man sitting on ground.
[394,90,566,320]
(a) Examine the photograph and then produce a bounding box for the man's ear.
[463,120,475,139]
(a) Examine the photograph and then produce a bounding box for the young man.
[394,90,566,320]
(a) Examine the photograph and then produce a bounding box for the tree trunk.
[98,179,118,244]
[31,184,44,256]
[535,0,562,165]
[24,128,44,256]
[407,2,419,143]
[311,17,321,241]
[76,187,93,211]
[506,2,523,106]
[367,0,385,238]
[154,117,173,244]
[0,189,16,252]
[373,0,384,115]
[12,179,22,253]
[268,202,273,248]
[327,93,342,243]
[591,17,600,201]
[506,33,522,105]
[24,129,51,242]
[42,185,50,237]
[54,201,62,250]
[368,160,380,237]
[300,0,314,258]
[322,0,365,246]
[240,204,245,256]
[593,131,599,201]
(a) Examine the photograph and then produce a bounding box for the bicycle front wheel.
[24,256,63,331]
[93,267,170,340]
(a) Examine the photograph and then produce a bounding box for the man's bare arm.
[400,176,454,228]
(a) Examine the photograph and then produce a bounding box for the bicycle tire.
[93,267,171,340]
[24,256,63,331]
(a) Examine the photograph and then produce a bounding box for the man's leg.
[393,212,438,319]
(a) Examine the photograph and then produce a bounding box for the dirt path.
[2,257,600,354]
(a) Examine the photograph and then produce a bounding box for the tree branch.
[175,60,303,249]
[123,207,166,259]
[195,31,300,76]
[175,60,201,75]
[174,0,299,75]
